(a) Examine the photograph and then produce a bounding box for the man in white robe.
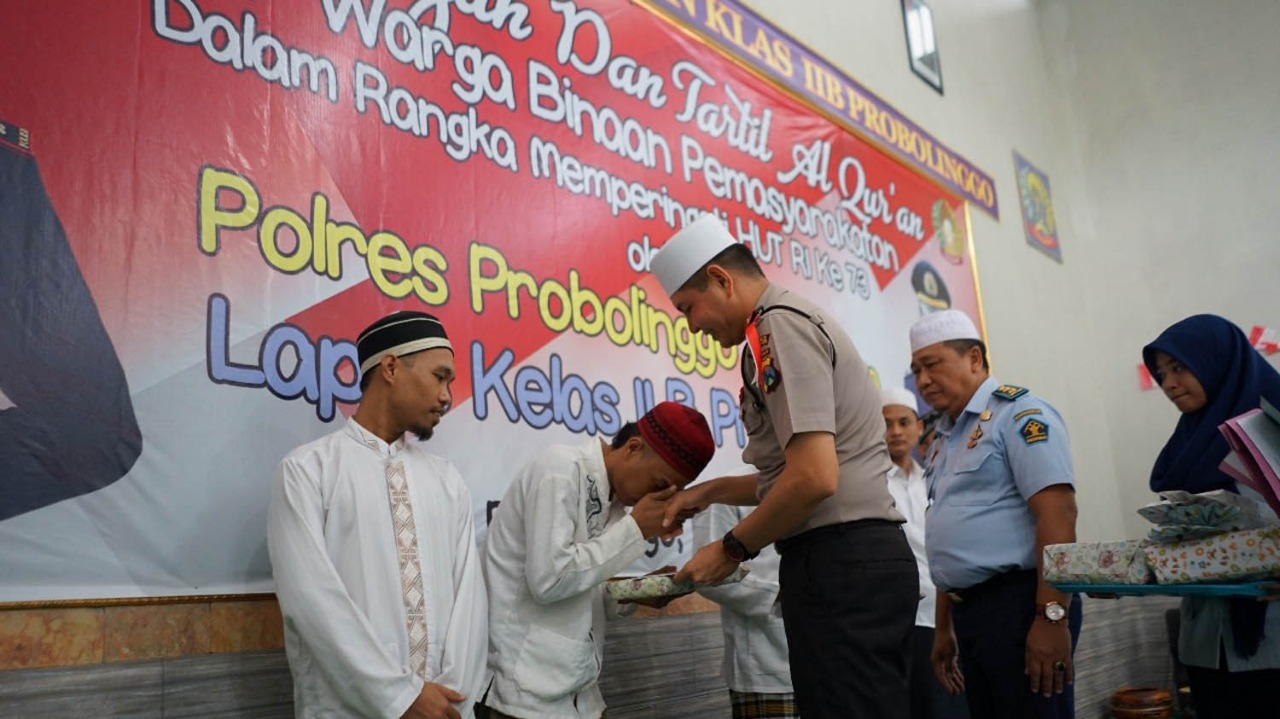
[269,311,487,719]
[692,497,796,719]
[478,402,716,719]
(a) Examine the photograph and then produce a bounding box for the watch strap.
[722,529,758,562]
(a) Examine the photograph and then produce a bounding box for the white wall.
[742,0,1280,540]
[1037,0,1280,538]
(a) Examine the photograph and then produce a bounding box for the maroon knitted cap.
[637,402,715,481]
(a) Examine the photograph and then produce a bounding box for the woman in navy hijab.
[1143,314,1280,719]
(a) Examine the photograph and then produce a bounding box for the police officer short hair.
[944,339,990,370]
[682,244,764,291]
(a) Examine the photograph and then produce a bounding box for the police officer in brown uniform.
[655,214,918,719]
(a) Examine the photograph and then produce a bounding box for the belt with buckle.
[943,569,1036,604]
[774,518,900,555]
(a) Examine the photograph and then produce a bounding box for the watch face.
[1044,603,1066,622]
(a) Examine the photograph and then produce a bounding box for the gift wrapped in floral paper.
[605,566,750,601]
[1137,490,1277,542]
[1137,490,1248,527]
[1044,540,1154,585]
[1142,527,1280,584]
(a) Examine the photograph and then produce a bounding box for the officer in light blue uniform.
[924,381,1072,591]
[909,310,1081,719]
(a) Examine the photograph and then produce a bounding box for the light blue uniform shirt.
[924,377,1075,591]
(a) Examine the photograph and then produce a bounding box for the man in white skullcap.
[881,388,969,719]
[269,311,488,719]
[907,309,1080,719]
[652,213,918,719]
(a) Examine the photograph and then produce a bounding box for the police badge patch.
[1021,418,1049,445]
[759,333,781,393]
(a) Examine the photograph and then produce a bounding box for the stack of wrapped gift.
[1142,527,1280,584]
[1139,490,1280,584]
[1045,538,1155,586]
[1045,490,1280,588]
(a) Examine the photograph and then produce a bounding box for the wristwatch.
[721,530,759,563]
[1039,601,1067,624]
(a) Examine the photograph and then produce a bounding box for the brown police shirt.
[741,284,903,537]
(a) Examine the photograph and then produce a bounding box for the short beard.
[412,427,434,442]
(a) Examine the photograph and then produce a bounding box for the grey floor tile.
[0,661,164,718]
[161,651,292,718]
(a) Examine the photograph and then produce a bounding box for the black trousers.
[950,571,1082,719]
[1185,648,1280,719]
[777,520,918,719]
[909,625,970,719]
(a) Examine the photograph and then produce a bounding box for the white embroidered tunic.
[269,418,488,718]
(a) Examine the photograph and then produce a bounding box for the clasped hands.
[623,485,738,605]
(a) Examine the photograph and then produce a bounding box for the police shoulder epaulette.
[755,304,837,368]
[992,384,1028,400]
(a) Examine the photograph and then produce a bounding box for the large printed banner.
[0,0,982,601]
[644,0,999,218]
